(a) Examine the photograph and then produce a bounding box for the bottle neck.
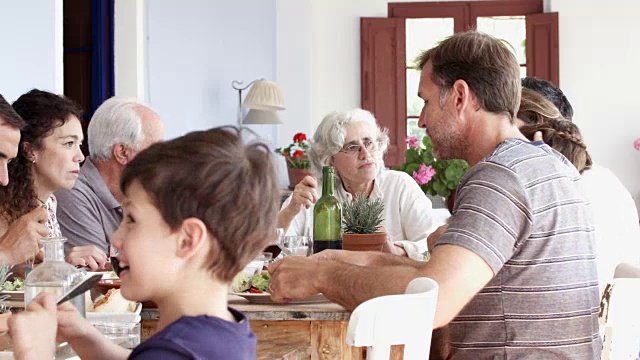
[42,239,66,262]
[322,168,334,197]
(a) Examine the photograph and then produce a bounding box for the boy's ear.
[175,218,209,260]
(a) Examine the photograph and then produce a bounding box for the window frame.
[362,0,555,166]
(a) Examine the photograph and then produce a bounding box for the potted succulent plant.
[341,194,387,251]
[0,265,13,334]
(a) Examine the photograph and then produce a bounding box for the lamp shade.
[242,80,285,111]
[243,109,283,125]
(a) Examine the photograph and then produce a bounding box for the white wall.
[0,0,63,102]
[276,0,436,137]
[547,0,640,208]
[145,0,277,140]
[275,0,313,181]
[114,0,145,100]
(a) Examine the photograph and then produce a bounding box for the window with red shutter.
[361,0,558,167]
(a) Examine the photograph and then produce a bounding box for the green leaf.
[405,163,420,174]
[422,151,435,165]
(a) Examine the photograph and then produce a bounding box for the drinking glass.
[244,253,271,276]
[94,322,141,349]
[280,235,313,256]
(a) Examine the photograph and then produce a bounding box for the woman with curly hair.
[0,89,108,271]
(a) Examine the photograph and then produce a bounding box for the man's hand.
[8,292,58,360]
[0,207,48,265]
[427,223,449,252]
[381,240,408,256]
[65,245,108,270]
[268,256,324,302]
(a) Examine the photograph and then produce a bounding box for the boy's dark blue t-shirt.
[128,308,256,360]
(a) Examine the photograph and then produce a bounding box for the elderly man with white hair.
[56,97,164,259]
[278,108,443,260]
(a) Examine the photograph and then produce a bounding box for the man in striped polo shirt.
[269,31,601,359]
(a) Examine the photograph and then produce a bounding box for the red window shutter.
[526,12,559,86]
[361,17,406,167]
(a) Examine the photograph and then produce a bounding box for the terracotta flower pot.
[0,311,12,335]
[342,232,388,252]
[287,167,313,190]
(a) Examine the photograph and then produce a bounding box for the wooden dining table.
[7,294,445,359]
[141,295,409,359]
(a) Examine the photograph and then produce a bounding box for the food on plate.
[250,272,270,292]
[231,272,250,293]
[3,277,24,291]
[231,271,271,294]
[91,289,136,312]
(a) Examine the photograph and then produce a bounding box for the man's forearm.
[315,260,423,311]
[359,251,423,268]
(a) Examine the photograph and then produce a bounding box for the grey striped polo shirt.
[437,139,601,359]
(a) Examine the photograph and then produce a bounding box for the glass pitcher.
[24,237,86,317]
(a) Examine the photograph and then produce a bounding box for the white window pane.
[477,16,526,65]
[407,118,424,139]
[405,18,453,137]
[520,66,527,78]
[407,69,423,116]
[406,18,454,67]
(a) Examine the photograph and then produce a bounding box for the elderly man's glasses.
[339,139,377,156]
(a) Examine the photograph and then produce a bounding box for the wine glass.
[280,235,313,257]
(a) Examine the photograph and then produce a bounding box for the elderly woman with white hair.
[278,108,442,260]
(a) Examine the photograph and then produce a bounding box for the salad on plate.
[231,271,270,294]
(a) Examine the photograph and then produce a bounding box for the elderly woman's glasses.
[339,139,377,156]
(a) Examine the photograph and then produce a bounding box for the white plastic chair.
[600,276,640,360]
[346,277,439,360]
[614,262,640,279]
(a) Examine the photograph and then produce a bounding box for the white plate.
[86,302,142,324]
[229,292,330,304]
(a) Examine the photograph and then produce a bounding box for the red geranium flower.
[292,150,305,159]
[293,133,307,143]
[275,132,311,169]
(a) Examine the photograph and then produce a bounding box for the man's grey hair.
[88,97,145,161]
[309,108,389,179]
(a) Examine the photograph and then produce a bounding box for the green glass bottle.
[313,166,342,253]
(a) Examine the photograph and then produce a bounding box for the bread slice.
[93,289,136,313]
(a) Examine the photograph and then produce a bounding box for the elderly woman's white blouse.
[281,169,446,260]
